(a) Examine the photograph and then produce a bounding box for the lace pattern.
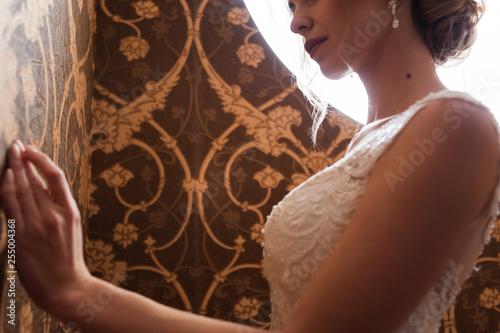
[400,261,464,333]
[263,90,500,331]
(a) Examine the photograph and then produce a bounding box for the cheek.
[321,3,351,52]
[319,0,384,70]
[324,18,353,66]
[339,0,388,40]
[336,6,391,64]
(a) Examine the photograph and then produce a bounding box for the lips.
[304,37,327,58]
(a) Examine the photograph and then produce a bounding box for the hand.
[1,142,92,314]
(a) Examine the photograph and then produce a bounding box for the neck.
[355,13,447,124]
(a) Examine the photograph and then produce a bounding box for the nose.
[290,12,312,35]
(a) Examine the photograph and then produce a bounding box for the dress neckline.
[347,89,451,153]
[367,88,451,125]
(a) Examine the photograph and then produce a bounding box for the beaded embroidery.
[263,90,500,331]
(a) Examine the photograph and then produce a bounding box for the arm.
[58,277,262,333]
[1,99,498,333]
[284,100,499,332]
[1,143,264,333]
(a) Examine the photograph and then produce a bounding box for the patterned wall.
[0,0,499,332]
[88,0,500,332]
[89,0,358,327]
[0,0,95,331]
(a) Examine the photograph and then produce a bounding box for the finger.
[23,146,74,207]
[9,143,41,222]
[1,168,25,233]
[16,140,26,152]
[24,159,54,212]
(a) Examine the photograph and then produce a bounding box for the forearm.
[56,277,267,333]
[2,144,271,333]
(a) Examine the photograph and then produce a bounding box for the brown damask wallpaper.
[0,0,499,332]
[88,0,500,332]
[89,0,358,327]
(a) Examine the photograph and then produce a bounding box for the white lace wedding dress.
[263,90,500,332]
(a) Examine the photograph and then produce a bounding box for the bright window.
[244,0,500,124]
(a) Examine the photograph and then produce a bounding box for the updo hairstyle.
[411,0,485,65]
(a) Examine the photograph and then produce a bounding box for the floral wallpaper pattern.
[0,0,499,332]
[0,0,94,331]
[89,0,356,327]
[88,0,500,332]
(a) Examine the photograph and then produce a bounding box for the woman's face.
[288,0,393,79]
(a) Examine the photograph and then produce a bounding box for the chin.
[320,63,353,80]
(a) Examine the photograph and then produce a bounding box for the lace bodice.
[263,90,500,332]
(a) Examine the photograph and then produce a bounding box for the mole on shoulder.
[406,73,412,79]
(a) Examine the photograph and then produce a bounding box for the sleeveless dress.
[262,90,500,332]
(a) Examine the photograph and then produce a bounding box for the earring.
[388,0,400,29]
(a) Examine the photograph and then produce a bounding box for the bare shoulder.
[373,96,499,223]
[409,97,497,184]
[409,97,498,154]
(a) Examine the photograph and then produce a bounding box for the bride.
[2,0,499,332]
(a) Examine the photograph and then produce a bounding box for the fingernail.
[27,145,38,153]
[11,142,21,159]
[15,140,25,152]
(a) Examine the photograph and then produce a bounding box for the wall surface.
[89,0,357,328]
[0,0,94,331]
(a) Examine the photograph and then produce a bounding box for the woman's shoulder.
[373,92,500,219]
[409,93,498,149]
[394,93,499,181]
